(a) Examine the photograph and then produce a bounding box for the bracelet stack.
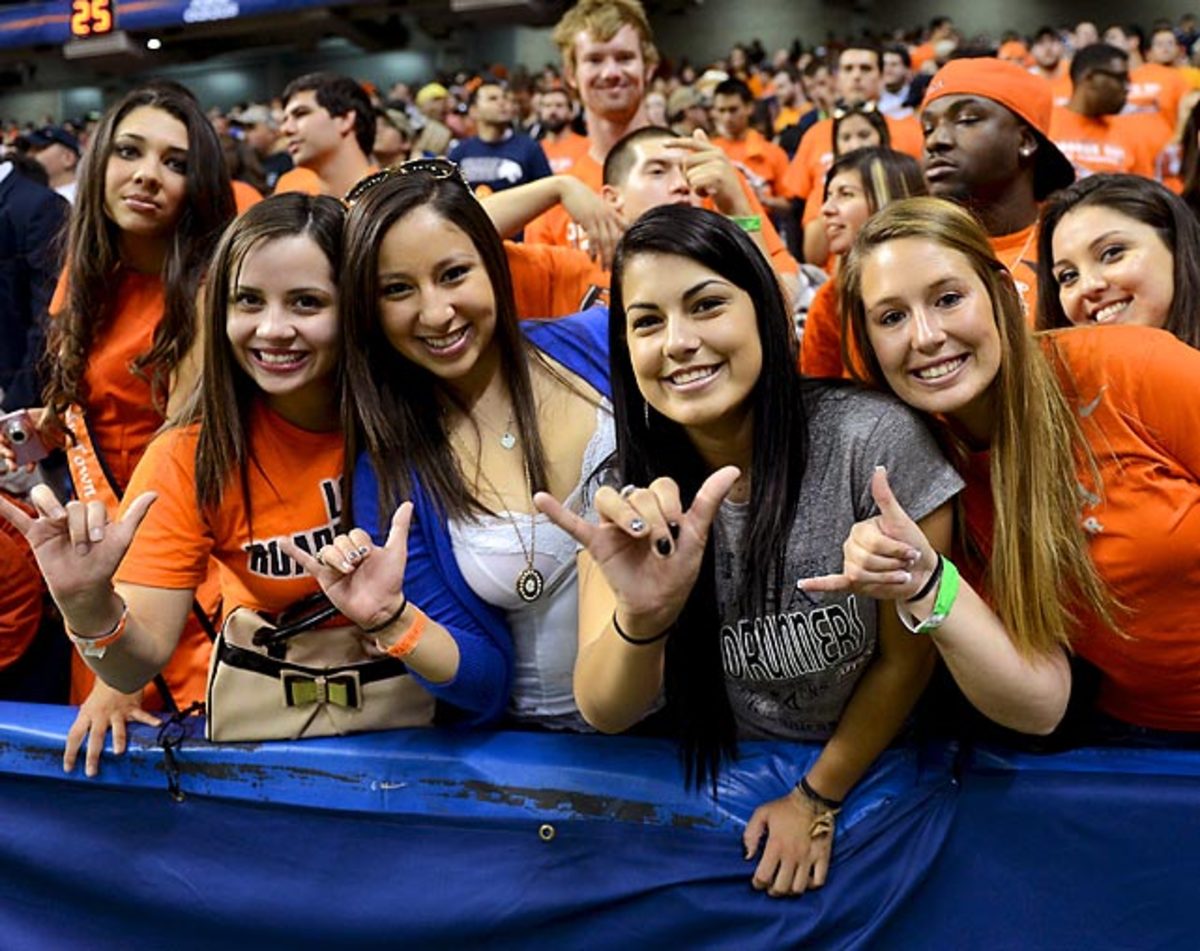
[896,554,962,635]
[796,775,843,839]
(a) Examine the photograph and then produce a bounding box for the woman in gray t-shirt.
[537,205,961,899]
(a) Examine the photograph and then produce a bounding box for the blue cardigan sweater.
[352,306,612,727]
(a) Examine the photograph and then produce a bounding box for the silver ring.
[619,484,637,500]
[315,551,328,568]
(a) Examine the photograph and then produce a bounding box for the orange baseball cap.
[922,56,1075,199]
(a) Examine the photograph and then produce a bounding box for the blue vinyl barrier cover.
[3,701,1200,949]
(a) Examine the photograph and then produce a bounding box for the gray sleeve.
[853,398,963,523]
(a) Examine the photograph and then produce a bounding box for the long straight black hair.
[609,205,813,789]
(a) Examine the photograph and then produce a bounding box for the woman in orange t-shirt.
[0,85,235,774]
[800,147,925,378]
[833,196,1200,737]
[1036,174,1200,349]
[0,196,371,757]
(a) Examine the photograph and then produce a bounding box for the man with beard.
[535,86,589,174]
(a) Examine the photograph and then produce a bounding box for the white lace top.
[449,402,614,731]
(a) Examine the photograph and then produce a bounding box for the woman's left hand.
[743,788,833,897]
[63,681,161,778]
[798,466,937,602]
[279,502,413,631]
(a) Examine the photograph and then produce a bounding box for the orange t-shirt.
[1127,62,1190,129]
[1040,324,1200,730]
[783,114,924,225]
[989,223,1040,324]
[799,280,851,379]
[273,166,324,197]
[505,241,608,319]
[115,402,343,617]
[54,270,168,494]
[712,129,796,199]
[0,495,44,672]
[524,151,799,276]
[232,179,264,212]
[1049,107,1172,181]
[541,131,591,176]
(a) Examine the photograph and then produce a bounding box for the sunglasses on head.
[343,156,471,207]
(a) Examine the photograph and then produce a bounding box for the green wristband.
[729,214,762,233]
[913,555,960,634]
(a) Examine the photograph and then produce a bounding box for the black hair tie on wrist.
[612,610,672,645]
[906,554,944,604]
[797,775,844,811]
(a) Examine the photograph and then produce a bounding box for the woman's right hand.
[0,484,157,617]
[535,466,741,638]
[279,502,413,631]
[0,406,56,473]
[63,681,161,778]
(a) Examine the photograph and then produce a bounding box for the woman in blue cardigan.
[322,160,612,729]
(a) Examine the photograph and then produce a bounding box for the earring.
[1020,147,1034,157]
[643,399,651,429]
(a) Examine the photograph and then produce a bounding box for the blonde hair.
[553,0,659,79]
[839,196,1116,656]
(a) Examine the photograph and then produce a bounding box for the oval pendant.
[516,566,545,603]
[499,431,517,450]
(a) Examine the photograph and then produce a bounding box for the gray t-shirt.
[713,386,963,742]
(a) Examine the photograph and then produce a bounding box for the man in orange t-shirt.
[1050,43,1172,181]
[711,78,796,217]
[276,73,377,199]
[1028,27,1073,107]
[536,87,590,175]
[1127,26,1190,129]
[922,57,1076,320]
[783,44,924,229]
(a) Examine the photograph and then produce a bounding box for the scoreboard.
[69,0,115,38]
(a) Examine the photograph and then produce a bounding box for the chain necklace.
[475,464,544,603]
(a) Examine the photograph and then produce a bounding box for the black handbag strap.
[251,594,343,648]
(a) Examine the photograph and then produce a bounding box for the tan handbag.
[206,593,435,742]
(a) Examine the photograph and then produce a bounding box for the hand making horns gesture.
[279,502,414,632]
[535,466,741,638]
[798,466,939,602]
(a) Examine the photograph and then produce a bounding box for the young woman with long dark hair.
[538,204,961,897]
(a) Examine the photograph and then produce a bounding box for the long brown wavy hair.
[340,169,552,523]
[184,193,345,513]
[839,196,1115,656]
[44,84,234,428]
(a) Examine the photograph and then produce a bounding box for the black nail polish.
[656,537,673,556]
[668,521,680,540]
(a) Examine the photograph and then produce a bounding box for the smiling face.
[822,168,871,255]
[375,205,499,396]
[860,237,1002,440]
[1050,204,1174,329]
[621,251,762,438]
[227,233,340,428]
[568,24,652,122]
[103,105,190,240]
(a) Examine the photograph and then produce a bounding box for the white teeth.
[256,350,306,366]
[423,327,468,351]
[669,366,718,385]
[915,356,966,380]
[1093,300,1130,323]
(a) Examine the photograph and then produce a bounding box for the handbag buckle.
[281,670,363,710]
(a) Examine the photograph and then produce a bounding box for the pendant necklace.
[476,466,544,603]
